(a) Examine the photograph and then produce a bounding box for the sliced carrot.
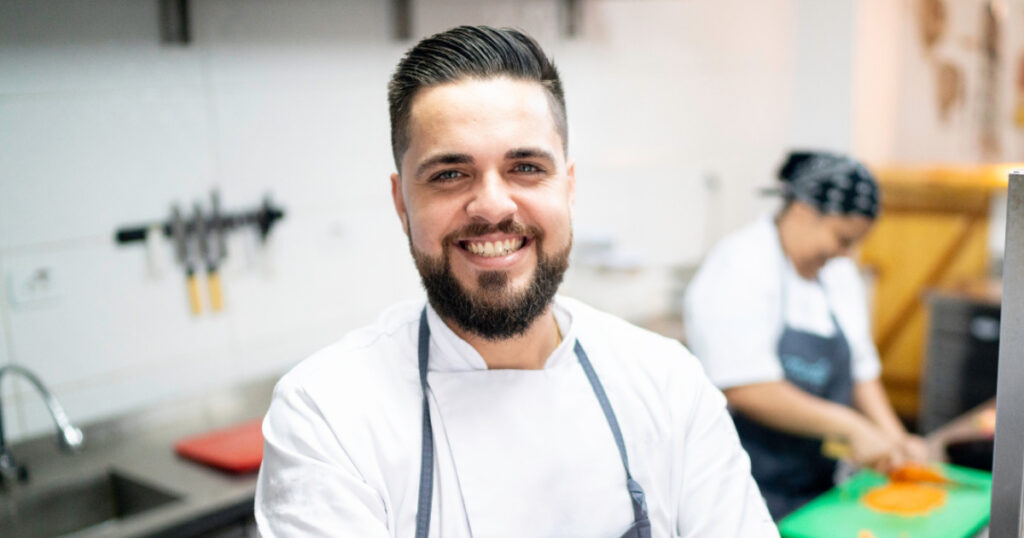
[888,462,948,484]
[863,482,947,515]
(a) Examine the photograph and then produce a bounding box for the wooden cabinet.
[858,164,1010,418]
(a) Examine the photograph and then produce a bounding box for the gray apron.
[731,273,853,521]
[413,309,651,538]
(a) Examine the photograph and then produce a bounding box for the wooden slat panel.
[857,164,1007,418]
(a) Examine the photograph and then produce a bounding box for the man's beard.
[410,219,570,341]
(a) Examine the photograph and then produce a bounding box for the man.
[255,26,776,537]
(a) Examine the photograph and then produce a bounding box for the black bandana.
[778,151,880,219]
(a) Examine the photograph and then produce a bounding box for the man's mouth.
[458,237,528,258]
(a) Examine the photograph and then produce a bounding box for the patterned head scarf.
[778,151,880,219]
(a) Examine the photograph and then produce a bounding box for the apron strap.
[414,307,650,537]
[575,339,649,523]
[415,309,433,538]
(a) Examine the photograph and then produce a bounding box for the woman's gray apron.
[413,309,651,538]
[730,270,853,521]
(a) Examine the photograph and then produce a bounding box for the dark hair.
[776,150,880,219]
[387,26,567,171]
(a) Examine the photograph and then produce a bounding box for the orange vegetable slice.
[863,482,947,515]
[888,462,948,484]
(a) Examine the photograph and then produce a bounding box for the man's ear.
[391,172,409,235]
[566,158,576,218]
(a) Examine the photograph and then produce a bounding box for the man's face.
[390,77,575,338]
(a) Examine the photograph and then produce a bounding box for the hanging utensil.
[172,205,201,315]
[206,190,226,312]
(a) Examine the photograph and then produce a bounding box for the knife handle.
[187,272,202,315]
[208,271,223,312]
[822,437,852,460]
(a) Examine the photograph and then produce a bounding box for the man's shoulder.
[561,296,666,341]
[561,297,715,426]
[560,296,698,372]
[278,300,423,394]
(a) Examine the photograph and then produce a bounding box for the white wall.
[853,0,1024,164]
[0,0,853,440]
[789,0,854,153]
[851,0,1022,262]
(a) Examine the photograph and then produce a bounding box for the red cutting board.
[174,418,264,473]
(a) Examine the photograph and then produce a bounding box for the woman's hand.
[846,419,902,472]
[896,434,930,463]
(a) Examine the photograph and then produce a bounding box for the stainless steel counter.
[0,375,278,537]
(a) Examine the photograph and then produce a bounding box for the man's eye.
[431,170,463,182]
[512,163,542,174]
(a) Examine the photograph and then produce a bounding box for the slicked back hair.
[387,26,567,171]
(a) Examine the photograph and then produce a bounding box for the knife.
[822,439,982,487]
[172,205,201,315]
[206,190,226,312]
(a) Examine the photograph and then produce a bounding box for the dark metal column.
[159,0,191,44]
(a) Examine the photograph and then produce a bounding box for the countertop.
[1,370,997,537]
[0,375,278,537]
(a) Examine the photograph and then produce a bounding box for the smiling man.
[255,26,776,537]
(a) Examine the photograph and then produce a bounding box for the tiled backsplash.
[0,0,853,441]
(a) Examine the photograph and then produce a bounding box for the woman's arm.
[725,380,898,469]
[852,378,905,438]
[852,378,929,462]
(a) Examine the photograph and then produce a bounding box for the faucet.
[0,364,83,484]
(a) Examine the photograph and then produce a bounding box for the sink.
[0,469,181,537]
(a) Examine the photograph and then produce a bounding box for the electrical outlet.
[7,265,62,308]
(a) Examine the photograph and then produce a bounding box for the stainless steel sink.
[0,469,181,537]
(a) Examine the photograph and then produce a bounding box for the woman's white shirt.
[683,215,881,390]
[255,296,777,537]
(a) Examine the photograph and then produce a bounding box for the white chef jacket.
[255,296,777,537]
[683,214,882,390]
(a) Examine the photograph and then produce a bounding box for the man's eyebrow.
[505,147,556,162]
[415,153,474,178]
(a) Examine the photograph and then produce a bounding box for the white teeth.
[465,237,525,257]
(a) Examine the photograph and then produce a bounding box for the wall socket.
[6,265,62,308]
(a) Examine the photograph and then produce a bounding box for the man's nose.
[466,171,517,223]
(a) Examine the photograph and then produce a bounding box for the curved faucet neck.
[0,364,83,455]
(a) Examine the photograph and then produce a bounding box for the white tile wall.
[0,260,9,368]
[558,0,802,256]
[0,90,215,249]
[0,0,860,441]
[17,345,240,440]
[211,82,394,213]
[788,0,854,152]
[222,207,421,371]
[0,276,21,440]
[1,241,235,386]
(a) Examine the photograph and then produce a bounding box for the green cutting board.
[778,463,992,538]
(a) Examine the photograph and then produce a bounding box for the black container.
[946,439,994,471]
